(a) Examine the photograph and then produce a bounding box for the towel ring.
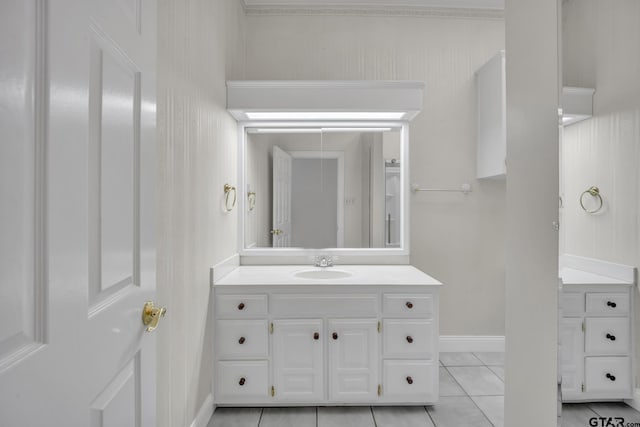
[247,191,256,212]
[224,184,236,212]
[580,186,603,214]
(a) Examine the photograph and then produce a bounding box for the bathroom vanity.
[212,265,441,406]
[559,255,636,402]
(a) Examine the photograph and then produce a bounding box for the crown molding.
[244,5,503,19]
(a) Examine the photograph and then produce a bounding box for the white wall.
[561,0,640,385]
[245,13,506,336]
[156,0,245,425]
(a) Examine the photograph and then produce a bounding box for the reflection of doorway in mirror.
[287,151,344,249]
[385,161,401,248]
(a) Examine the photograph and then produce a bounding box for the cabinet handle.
[406,301,413,309]
[332,332,338,340]
[606,373,616,381]
[238,336,246,344]
[314,332,320,340]
[406,336,414,343]
[606,333,616,341]
[239,377,246,386]
[238,302,245,310]
[606,301,617,308]
[406,376,413,385]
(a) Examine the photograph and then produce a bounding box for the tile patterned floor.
[207,352,640,427]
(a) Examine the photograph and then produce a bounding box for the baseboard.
[190,394,214,427]
[625,388,640,412]
[439,335,505,353]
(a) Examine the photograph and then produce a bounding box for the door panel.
[0,0,157,425]
[328,319,379,402]
[273,319,323,401]
[559,317,583,394]
[272,146,292,247]
[0,0,46,371]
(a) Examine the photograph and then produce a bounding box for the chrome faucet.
[314,255,333,268]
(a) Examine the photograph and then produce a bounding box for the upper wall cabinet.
[476,51,506,179]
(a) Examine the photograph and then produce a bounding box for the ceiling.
[242,0,504,11]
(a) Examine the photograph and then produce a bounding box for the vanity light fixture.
[248,127,394,133]
[244,112,406,120]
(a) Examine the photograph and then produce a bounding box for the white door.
[0,1,158,426]
[272,319,324,401]
[559,317,584,396]
[328,319,379,402]
[272,146,292,247]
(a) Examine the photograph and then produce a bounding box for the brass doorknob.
[270,229,283,235]
[142,301,167,332]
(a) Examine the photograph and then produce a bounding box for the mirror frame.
[237,121,410,262]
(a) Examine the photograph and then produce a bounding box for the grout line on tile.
[469,397,497,427]
[315,406,318,427]
[424,405,438,427]
[257,407,264,427]
[443,366,471,396]
[370,406,378,427]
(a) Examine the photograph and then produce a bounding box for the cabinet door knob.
[332,332,338,340]
[239,377,246,386]
[606,333,616,341]
[238,336,246,344]
[238,302,245,310]
[606,373,616,381]
[607,301,617,308]
[406,336,414,343]
[406,376,413,385]
[406,301,413,309]
[314,332,320,340]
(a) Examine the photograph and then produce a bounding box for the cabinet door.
[272,319,323,401]
[559,317,584,396]
[328,319,379,402]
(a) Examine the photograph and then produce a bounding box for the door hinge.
[582,321,585,332]
[271,386,275,397]
[270,322,274,334]
[581,383,585,392]
[378,384,382,396]
[377,321,381,333]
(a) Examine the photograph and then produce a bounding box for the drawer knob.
[239,377,246,386]
[238,336,246,344]
[406,301,413,309]
[606,373,616,382]
[332,332,338,340]
[406,376,413,385]
[314,332,320,340]
[606,333,616,341]
[238,302,245,310]
[406,336,414,344]
[606,301,617,308]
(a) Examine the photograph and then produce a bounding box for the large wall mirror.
[239,124,409,257]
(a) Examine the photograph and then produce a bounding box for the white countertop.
[214,265,442,286]
[560,267,632,285]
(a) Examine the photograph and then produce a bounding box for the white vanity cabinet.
[212,267,441,406]
[560,283,635,401]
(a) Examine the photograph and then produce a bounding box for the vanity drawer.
[585,318,629,355]
[586,293,629,315]
[383,319,434,359]
[216,360,270,400]
[271,294,378,317]
[216,320,269,359]
[382,360,436,402]
[383,294,434,318]
[216,294,268,317]
[561,292,584,316]
[585,357,631,395]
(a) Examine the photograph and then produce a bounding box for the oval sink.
[293,269,353,280]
